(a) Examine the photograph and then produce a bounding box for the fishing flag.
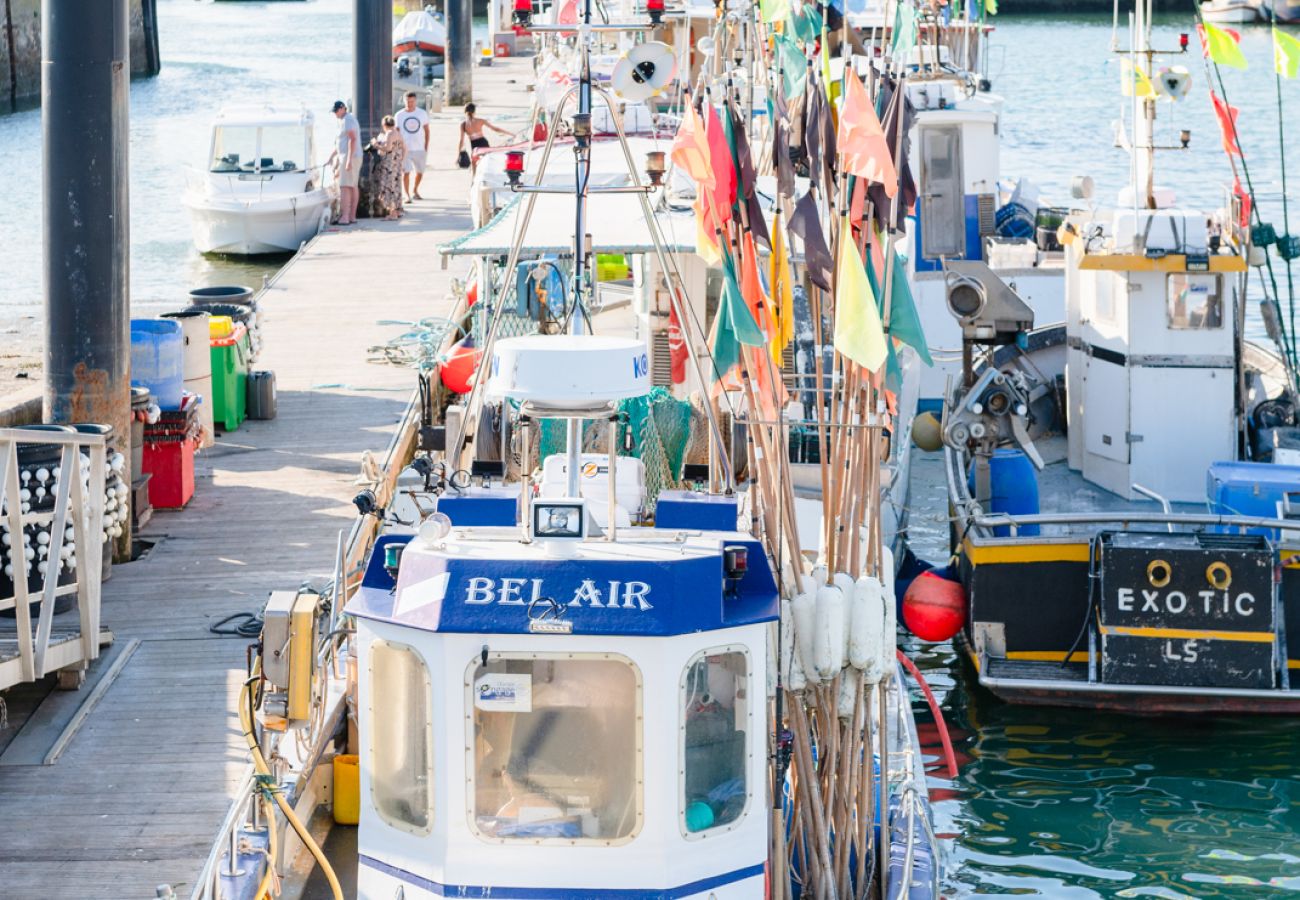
[710,244,767,382]
[832,215,888,373]
[760,0,791,25]
[838,67,898,196]
[984,0,998,14]
[727,103,771,250]
[892,2,918,55]
[883,246,932,367]
[774,32,808,99]
[868,76,917,232]
[1275,27,1300,78]
[670,103,714,190]
[790,190,834,293]
[667,298,688,385]
[1199,22,1248,70]
[1120,58,1157,98]
[740,232,775,339]
[704,103,736,224]
[769,212,796,366]
[1210,90,1243,157]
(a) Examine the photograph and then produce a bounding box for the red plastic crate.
[142,435,197,509]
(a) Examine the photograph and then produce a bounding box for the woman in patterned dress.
[374,116,407,220]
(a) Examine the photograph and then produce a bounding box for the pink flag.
[838,68,898,197]
[670,103,714,190]
[704,103,736,223]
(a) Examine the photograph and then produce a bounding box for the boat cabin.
[345,336,777,898]
[206,106,319,181]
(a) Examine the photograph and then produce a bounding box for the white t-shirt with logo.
[395,108,430,152]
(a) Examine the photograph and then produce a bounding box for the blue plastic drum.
[130,318,184,410]
[968,447,1040,537]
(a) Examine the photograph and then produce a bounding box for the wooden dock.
[0,57,533,898]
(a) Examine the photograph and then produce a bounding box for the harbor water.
[2,4,1299,897]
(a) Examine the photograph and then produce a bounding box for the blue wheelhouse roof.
[346,532,778,637]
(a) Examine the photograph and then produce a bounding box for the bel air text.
[464,577,653,611]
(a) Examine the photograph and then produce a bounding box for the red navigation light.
[1179,32,1189,50]
[505,149,525,187]
[513,0,532,28]
[647,0,664,25]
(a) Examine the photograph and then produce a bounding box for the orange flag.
[671,103,714,190]
[838,68,897,197]
[739,232,776,340]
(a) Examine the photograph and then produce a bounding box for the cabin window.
[468,653,643,845]
[210,126,304,173]
[680,647,750,838]
[257,126,306,172]
[1167,273,1222,330]
[369,640,433,834]
[210,126,259,172]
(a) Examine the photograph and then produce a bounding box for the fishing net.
[529,387,695,503]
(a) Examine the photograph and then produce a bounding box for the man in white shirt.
[326,100,361,225]
[394,91,431,202]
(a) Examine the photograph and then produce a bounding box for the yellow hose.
[253,793,277,900]
[239,666,345,900]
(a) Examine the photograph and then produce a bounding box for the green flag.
[710,245,765,381]
[774,32,808,98]
[1276,26,1300,78]
[885,250,932,367]
[1203,22,1247,70]
[892,2,918,55]
[759,0,790,25]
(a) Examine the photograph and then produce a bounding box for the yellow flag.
[1120,58,1156,98]
[831,216,887,373]
[694,197,721,266]
[1276,27,1300,79]
[769,211,795,366]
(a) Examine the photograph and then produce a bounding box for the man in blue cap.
[327,100,361,225]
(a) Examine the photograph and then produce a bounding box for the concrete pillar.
[445,0,472,106]
[42,0,131,560]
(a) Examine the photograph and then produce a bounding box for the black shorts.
[470,136,489,150]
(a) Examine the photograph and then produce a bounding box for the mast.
[1133,0,1156,209]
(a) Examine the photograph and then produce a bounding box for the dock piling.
[445,0,472,106]
[41,0,131,561]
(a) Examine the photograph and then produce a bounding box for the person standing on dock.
[395,91,430,203]
[328,100,361,226]
[458,104,512,170]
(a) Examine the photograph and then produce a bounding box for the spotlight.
[645,150,666,186]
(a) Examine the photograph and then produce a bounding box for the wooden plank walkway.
[0,58,533,898]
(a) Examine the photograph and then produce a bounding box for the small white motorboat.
[1199,0,1264,24]
[393,8,446,57]
[183,106,334,256]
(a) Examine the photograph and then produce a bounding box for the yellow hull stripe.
[1099,625,1275,643]
[1079,253,1247,273]
[1006,650,1091,663]
[962,539,1092,565]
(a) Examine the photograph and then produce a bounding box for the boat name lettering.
[463,576,653,610]
[1114,588,1256,618]
[633,352,649,379]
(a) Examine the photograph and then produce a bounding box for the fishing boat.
[393,7,447,56]
[196,1,951,898]
[1199,0,1265,24]
[182,105,334,256]
[935,0,1300,714]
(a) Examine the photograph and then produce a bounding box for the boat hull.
[184,190,332,256]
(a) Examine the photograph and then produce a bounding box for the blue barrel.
[130,319,184,410]
[968,448,1040,537]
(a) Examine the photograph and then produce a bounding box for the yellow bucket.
[208,315,234,339]
[332,754,360,825]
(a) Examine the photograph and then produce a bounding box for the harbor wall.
[0,0,160,113]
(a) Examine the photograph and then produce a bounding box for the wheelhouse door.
[919,125,966,260]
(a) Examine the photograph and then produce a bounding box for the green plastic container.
[210,323,249,432]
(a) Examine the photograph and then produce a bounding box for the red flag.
[1210,90,1243,157]
[704,104,735,225]
[1234,176,1252,230]
[668,298,688,385]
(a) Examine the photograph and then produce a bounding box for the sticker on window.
[474,673,533,712]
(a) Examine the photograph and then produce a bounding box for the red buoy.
[440,336,481,395]
[466,279,478,307]
[902,570,967,642]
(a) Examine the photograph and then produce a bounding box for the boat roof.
[212,105,314,128]
[347,531,779,637]
[440,191,699,257]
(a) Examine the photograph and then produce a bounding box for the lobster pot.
[71,424,128,580]
[162,310,216,448]
[0,426,78,615]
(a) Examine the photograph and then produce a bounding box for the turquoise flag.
[885,250,932,366]
[711,244,766,380]
[774,32,808,99]
[892,2,918,55]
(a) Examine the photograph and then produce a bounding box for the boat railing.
[944,445,1300,543]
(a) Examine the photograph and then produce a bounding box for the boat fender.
[837,666,860,720]
[833,571,856,660]
[902,569,967,642]
[767,621,779,699]
[792,587,818,680]
[788,646,808,692]
[851,575,886,682]
[881,545,898,658]
[814,582,846,680]
[779,598,796,690]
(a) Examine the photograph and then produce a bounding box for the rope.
[209,612,263,638]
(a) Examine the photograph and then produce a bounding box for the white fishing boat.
[182,105,334,256]
[393,7,447,56]
[1199,0,1264,24]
